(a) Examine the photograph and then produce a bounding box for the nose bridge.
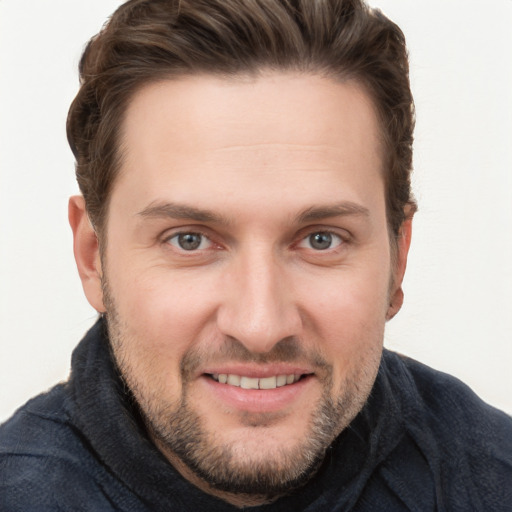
[217,244,300,353]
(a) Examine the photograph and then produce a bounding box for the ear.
[386,214,413,320]
[68,196,106,312]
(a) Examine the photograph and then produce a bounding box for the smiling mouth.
[207,373,310,390]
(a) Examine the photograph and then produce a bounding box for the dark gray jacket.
[1,319,511,511]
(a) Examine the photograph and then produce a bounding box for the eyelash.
[165,231,215,252]
[296,231,345,251]
[163,228,349,254]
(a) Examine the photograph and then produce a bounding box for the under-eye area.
[207,373,313,390]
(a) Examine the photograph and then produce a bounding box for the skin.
[69,72,412,507]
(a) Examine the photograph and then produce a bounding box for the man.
[1,0,511,510]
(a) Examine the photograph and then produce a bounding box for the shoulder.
[1,384,83,461]
[383,350,512,438]
[0,385,120,511]
[382,350,512,509]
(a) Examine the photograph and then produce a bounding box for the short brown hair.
[67,0,416,238]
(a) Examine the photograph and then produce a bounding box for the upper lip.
[200,364,314,379]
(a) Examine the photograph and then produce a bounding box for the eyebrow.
[137,201,231,225]
[136,200,370,225]
[297,202,370,223]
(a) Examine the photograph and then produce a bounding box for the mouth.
[199,366,316,413]
[207,372,309,390]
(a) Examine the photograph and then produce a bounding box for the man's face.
[75,72,408,504]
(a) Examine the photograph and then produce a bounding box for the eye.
[166,232,212,251]
[298,231,343,251]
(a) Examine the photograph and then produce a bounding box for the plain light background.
[0,0,511,423]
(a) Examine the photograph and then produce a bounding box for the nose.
[216,248,302,354]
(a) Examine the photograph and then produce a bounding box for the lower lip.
[200,375,314,413]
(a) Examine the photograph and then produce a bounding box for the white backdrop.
[0,0,511,422]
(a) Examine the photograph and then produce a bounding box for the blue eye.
[167,232,212,251]
[299,232,343,251]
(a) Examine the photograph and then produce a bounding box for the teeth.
[240,376,259,390]
[212,373,301,389]
[276,375,287,387]
[259,376,277,390]
[227,374,241,386]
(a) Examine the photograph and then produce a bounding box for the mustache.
[180,335,332,380]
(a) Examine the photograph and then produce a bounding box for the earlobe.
[68,196,106,312]
[386,217,413,320]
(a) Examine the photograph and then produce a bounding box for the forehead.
[122,72,381,157]
[112,72,384,223]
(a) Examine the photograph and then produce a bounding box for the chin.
[143,371,371,498]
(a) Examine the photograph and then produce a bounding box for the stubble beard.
[102,279,381,501]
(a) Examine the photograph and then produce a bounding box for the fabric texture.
[1,319,511,511]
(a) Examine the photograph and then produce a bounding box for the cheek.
[107,266,219,366]
[298,267,389,381]
[299,260,391,329]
